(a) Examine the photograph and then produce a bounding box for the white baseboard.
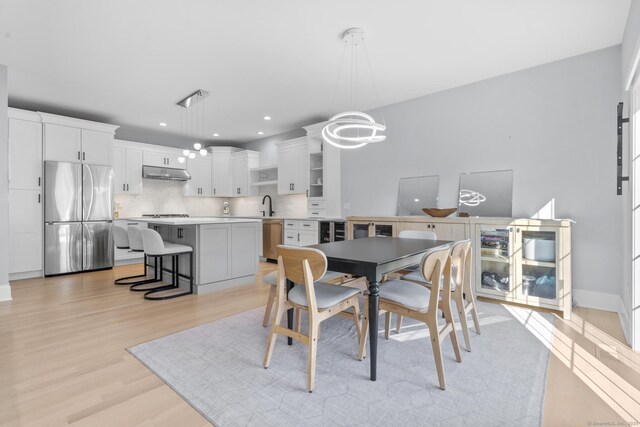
[572,289,622,312]
[618,298,631,346]
[9,270,42,281]
[0,283,12,302]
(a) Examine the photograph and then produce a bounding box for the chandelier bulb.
[193,142,202,150]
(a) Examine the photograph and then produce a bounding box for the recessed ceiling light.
[159,122,167,127]
[263,116,271,120]
[257,131,264,135]
[213,133,220,137]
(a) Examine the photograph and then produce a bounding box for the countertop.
[127,217,263,226]
[121,215,345,222]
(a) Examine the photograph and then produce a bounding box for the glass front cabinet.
[474,220,572,319]
[349,220,397,239]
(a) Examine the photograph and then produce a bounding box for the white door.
[113,146,126,194]
[277,147,294,194]
[183,158,200,196]
[9,118,42,191]
[9,190,43,273]
[292,143,309,194]
[231,155,245,196]
[299,230,318,246]
[631,78,640,350]
[231,223,258,277]
[81,129,112,165]
[125,148,143,194]
[44,123,81,163]
[199,224,232,283]
[212,153,231,197]
[199,157,213,196]
[143,150,170,167]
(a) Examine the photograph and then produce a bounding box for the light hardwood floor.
[0,263,638,426]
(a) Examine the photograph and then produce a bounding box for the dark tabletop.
[308,236,453,266]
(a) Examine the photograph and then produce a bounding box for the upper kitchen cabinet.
[113,140,143,194]
[8,108,42,191]
[211,147,240,197]
[40,113,118,165]
[276,137,308,195]
[230,150,259,197]
[303,122,341,218]
[142,149,186,169]
[184,156,213,197]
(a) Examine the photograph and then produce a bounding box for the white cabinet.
[41,114,117,165]
[114,141,142,194]
[9,115,43,191]
[303,123,341,218]
[199,224,232,284]
[81,129,112,164]
[184,156,213,196]
[276,138,308,195]
[283,219,318,246]
[8,109,44,278]
[142,150,185,169]
[9,190,43,275]
[230,150,259,197]
[43,124,81,163]
[210,147,240,197]
[399,220,467,241]
[231,223,260,277]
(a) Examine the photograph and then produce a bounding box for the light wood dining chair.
[263,246,362,393]
[358,246,462,390]
[261,269,347,327]
[401,239,481,351]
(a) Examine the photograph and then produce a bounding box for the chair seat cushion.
[288,282,360,310]
[262,270,344,286]
[146,242,193,256]
[379,279,431,311]
[401,265,458,291]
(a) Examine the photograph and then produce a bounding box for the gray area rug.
[129,301,552,426]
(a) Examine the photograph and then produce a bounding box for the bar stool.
[114,226,162,288]
[140,228,194,300]
[126,226,173,292]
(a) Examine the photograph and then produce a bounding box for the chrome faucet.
[261,194,274,217]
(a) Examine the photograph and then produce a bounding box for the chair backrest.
[113,225,130,249]
[128,226,144,251]
[399,229,437,240]
[140,228,166,256]
[276,245,328,313]
[419,246,452,314]
[449,239,471,291]
[276,245,327,284]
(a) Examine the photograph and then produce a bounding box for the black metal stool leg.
[144,251,194,301]
[115,254,160,286]
[131,255,173,293]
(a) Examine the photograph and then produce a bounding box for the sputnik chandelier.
[177,89,209,163]
[322,28,386,150]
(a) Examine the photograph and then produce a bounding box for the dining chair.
[402,239,481,351]
[261,268,347,327]
[263,246,362,393]
[358,246,462,390]
[391,229,437,330]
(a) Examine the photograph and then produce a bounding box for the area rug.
[128,301,552,426]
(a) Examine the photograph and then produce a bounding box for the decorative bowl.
[422,208,457,218]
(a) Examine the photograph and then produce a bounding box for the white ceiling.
[0,0,631,147]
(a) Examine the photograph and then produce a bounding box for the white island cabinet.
[138,218,262,294]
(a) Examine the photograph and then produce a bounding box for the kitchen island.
[135,217,262,294]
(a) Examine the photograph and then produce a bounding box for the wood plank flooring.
[0,263,637,426]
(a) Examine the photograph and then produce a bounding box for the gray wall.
[243,128,305,165]
[0,64,9,297]
[341,46,622,297]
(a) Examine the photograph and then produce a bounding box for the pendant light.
[177,90,210,163]
[322,28,386,150]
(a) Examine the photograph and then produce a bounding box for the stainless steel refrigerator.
[44,161,114,276]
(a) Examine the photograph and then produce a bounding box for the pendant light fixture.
[177,89,210,163]
[322,28,386,150]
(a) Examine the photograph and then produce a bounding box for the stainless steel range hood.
[142,166,191,181]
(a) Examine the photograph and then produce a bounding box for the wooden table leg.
[287,278,294,345]
[368,279,380,381]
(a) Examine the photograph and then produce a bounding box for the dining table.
[303,236,453,381]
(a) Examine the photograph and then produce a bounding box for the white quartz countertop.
[122,215,345,222]
[129,217,263,225]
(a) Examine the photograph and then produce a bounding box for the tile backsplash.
[114,179,307,218]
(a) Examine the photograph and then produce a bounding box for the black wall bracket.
[618,102,630,195]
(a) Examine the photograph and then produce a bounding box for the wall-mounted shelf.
[251,180,278,187]
[250,165,278,173]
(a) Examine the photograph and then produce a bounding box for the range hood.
[142,166,191,181]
